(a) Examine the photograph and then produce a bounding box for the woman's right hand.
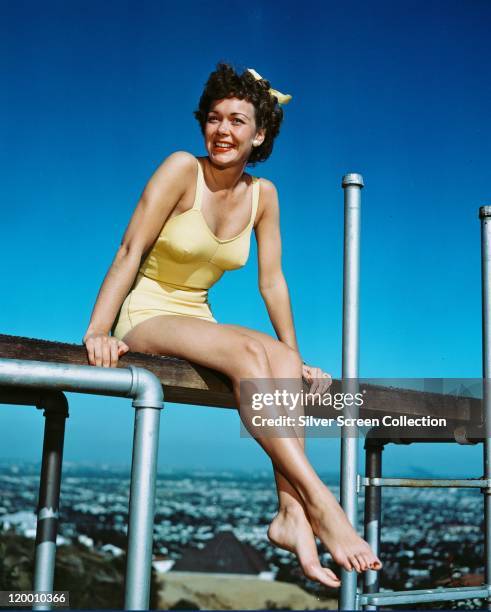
[83,332,130,368]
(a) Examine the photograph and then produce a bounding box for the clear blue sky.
[1,0,490,477]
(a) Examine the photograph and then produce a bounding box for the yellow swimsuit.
[112,157,260,340]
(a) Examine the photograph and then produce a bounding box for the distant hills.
[0,532,336,610]
[0,532,160,609]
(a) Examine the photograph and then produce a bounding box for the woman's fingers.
[306,367,316,392]
[302,364,313,383]
[101,336,111,368]
[93,338,103,367]
[310,367,322,394]
[317,378,327,395]
[306,366,333,396]
[85,337,96,366]
[84,334,127,367]
[118,341,130,356]
[320,372,333,394]
[110,341,119,368]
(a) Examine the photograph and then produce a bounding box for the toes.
[302,559,323,580]
[335,553,353,573]
[355,553,368,572]
[362,553,373,571]
[365,552,382,570]
[350,555,362,573]
[322,568,341,588]
[323,567,341,583]
[302,561,341,588]
[361,541,383,570]
[370,557,383,570]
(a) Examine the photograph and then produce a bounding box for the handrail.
[0,358,163,611]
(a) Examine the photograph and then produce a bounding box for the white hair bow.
[247,68,292,106]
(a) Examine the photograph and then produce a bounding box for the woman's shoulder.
[256,176,277,192]
[149,151,197,187]
[253,177,279,226]
[245,171,277,195]
[256,177,279,206]
[143,152,197,200]
[160,150,198,173]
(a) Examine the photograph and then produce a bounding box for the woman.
[83,64,382,587]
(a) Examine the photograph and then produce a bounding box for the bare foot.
[268,504,341,588]
[306,488,382,573]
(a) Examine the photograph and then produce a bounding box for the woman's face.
[204,97,265,167]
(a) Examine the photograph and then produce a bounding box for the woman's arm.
[255,179,299,353]
[255,179,332,393]
[83,151,196,366]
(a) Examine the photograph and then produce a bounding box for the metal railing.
[340,174,363,607]
[0,362,163,610]
[0,178,487,611]
[339,179,490,609]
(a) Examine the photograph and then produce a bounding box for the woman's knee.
[273,344,303,378]
[229,337,271,380]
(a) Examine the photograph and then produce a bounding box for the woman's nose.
[217,120,230,134]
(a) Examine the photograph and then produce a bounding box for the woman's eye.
[207,116,218,122]
[232,118,244,124]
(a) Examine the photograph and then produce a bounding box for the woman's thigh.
[121,315,267,378]
[220,323,302,377]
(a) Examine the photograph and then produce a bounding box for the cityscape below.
[0,461,486,609]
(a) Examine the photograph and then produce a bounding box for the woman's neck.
[203,156,246,193]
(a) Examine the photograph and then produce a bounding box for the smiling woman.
[194,64,284,164]
[83,62,382,587]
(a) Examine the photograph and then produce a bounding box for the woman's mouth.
[213,141,235,152]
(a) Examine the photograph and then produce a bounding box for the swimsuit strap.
[249,176,260,229]
[192,158,205,210]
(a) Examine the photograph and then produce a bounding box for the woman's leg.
[222,324,342,585]
[226,328,384,577]
[123,315,381,582]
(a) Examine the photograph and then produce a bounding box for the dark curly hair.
[194,63,285,165]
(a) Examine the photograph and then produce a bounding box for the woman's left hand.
[302,364,333,395]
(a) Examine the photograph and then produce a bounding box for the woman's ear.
[252,129,266,147]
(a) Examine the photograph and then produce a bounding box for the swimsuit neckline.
[193,157,259,244]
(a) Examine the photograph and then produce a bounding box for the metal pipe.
[359,585,490,606]
[362,477,491,488]
[0,388,68,611]
[365,428,482,446]
[33,393,69,611]
[340,173,363,610]
[363,443,382,609]
[124,405,161,609]
[480,205,491,601]
[0,359,162,409]
[0,358,163,610]
[341,176,362,377]
[0,358,133,396]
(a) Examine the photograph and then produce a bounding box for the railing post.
[0,388,69,610]
[480,205,491,605]
[363,441,383,610]
[124,367,163,610]
[32,393,69,610]
[340,173,363,609]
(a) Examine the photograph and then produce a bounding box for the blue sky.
[1,0,490,477]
